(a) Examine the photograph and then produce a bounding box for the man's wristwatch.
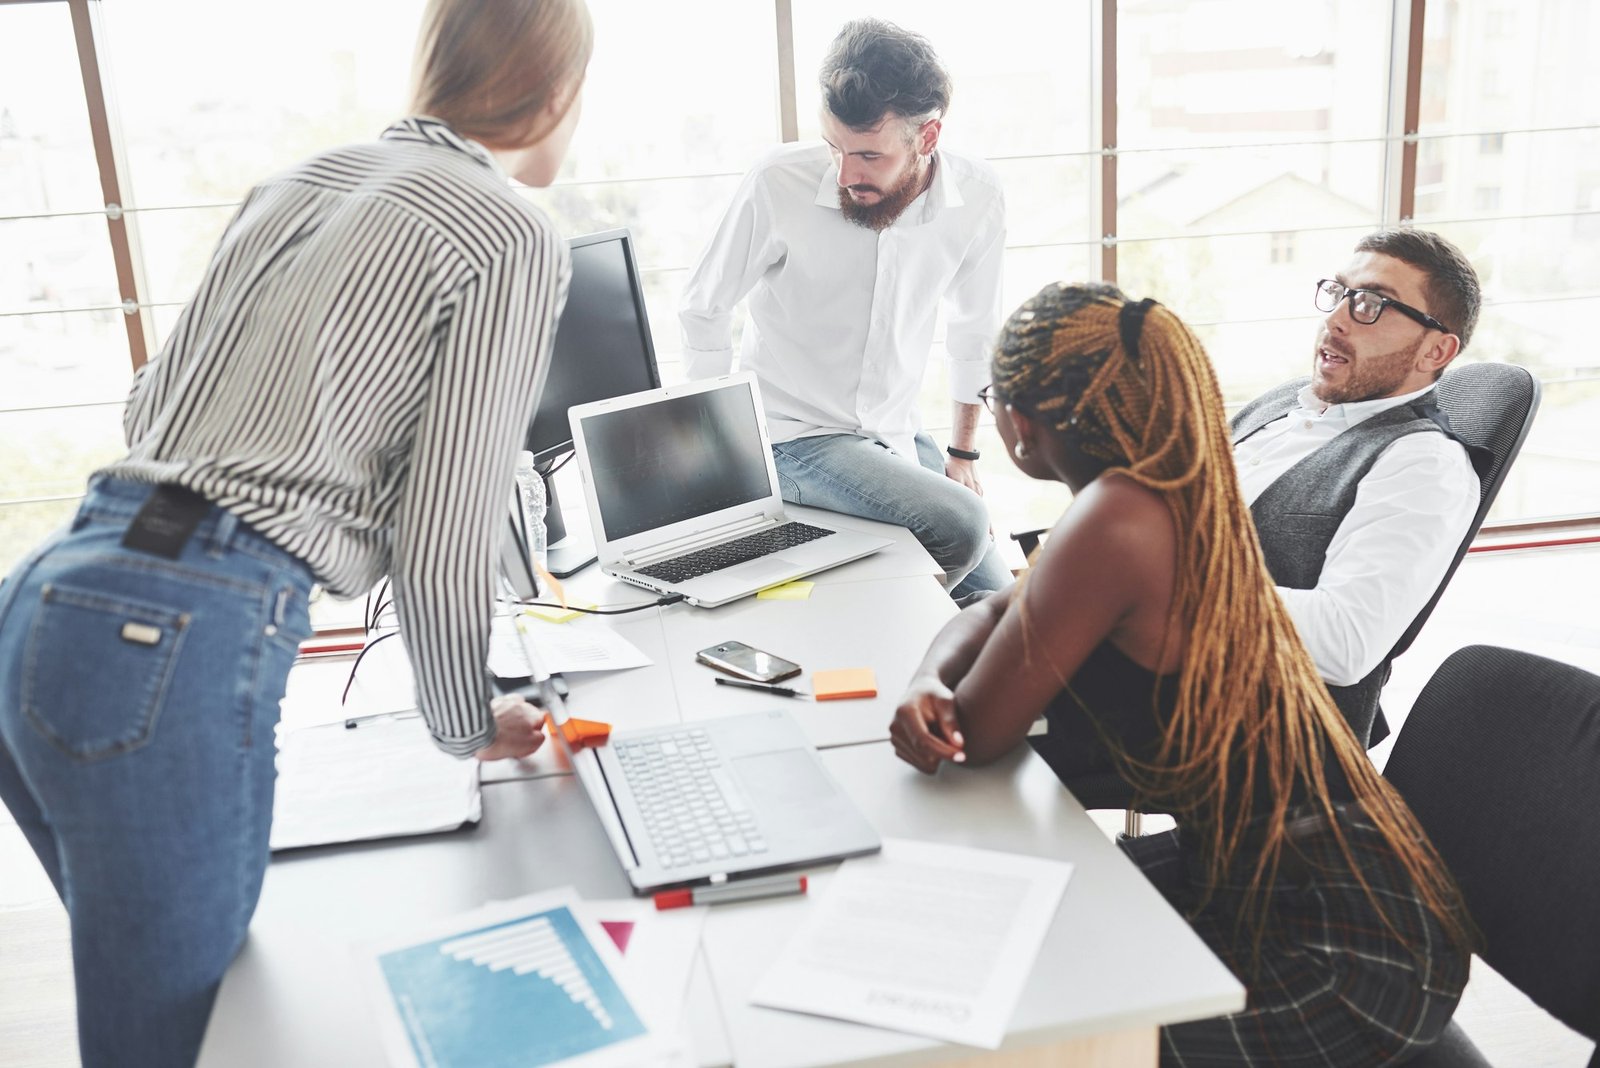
[945,444,981,462]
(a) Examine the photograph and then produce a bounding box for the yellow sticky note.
[756,580,815,601]
[523,600,594,624]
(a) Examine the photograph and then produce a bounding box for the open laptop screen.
[579,381,773,541]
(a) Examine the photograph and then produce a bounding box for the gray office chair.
[1369,362,1541,740]
[1386,645,1600,1067]
[1026,362,1540,830]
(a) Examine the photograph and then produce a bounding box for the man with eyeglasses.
[679,18,1011,600]
[1231,228,1483,746]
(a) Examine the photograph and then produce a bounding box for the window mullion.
[774,0,797,143]
[67,0,153,372]
[1382,0,1428,225]
[1096,0,1116,283]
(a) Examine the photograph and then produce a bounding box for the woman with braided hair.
[890,281,1473,1065]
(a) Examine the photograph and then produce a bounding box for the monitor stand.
[538,461,597,578]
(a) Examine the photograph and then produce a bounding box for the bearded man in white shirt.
[1232,228,1486,747]
[679,18,1012,600]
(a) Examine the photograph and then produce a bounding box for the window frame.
[3,0,1595,538]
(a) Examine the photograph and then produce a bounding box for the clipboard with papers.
[269,712,482,852]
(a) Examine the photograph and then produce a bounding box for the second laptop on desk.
[567,372,891,607]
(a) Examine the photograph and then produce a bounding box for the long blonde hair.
[994,281,1474,953]
[410,0,593,149]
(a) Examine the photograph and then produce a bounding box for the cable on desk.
[340,630,401,706]
[514,593,686,615]
[342,593,681,706]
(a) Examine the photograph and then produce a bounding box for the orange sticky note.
[812,668,877,701]
[547,716,612,749]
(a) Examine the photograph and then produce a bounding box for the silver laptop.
[567,373,892,607]
[514,631,881,894]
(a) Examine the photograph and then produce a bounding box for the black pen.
[714,676,810,699]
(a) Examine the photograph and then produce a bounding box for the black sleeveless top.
[1033,641,1353,817]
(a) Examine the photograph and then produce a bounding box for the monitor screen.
[524,229,661,462]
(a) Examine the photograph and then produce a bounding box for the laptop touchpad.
[731,749,831,808]
[732,749,860,840]
[726,558,795,583]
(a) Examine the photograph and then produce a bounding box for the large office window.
[99,0,428,338]
[1117,0,1392,402]
[3,0,1597,577]
[518,0,779,384]
[1411,0,1600,520]
[0,2,129,562]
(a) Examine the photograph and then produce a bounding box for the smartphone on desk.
[695,640,802,684]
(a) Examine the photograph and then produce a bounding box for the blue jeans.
[0,477,313,1068]
[771,432,1013,599]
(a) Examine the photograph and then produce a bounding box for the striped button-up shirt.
[106,117,569,756]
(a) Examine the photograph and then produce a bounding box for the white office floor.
[2,545,1597,1067]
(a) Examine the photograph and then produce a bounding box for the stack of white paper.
[270,714,481,851]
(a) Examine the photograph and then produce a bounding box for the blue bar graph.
[378,905,646,1068]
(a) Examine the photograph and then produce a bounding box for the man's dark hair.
[1354,228,1482,350]
[819,18,951,133]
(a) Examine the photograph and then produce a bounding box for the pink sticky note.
[599,920,635,955]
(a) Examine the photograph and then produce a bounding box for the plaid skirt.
[1120,802,1470,1067]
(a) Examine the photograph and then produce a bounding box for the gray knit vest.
[1231,378,1448,746]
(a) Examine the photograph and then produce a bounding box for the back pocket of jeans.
[21,583,190,761]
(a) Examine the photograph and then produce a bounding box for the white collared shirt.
[1234,383,1479,685]
[678,142,1005,461]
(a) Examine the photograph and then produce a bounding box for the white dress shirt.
[678,142,1005,461]
[1234,383,1479,686]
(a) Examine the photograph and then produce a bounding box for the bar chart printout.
[376,904,647,1068]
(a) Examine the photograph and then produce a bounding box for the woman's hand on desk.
[473,695,548,762]
[890,675,967,774]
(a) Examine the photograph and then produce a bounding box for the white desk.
[216,512,1244,1065]
[198,743,1242,1067]
[488,570,955,780]
[288,517,955,782]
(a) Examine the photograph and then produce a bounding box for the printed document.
[489,613,653,677]
[270,714,480,851]
[750,838,1073,1049]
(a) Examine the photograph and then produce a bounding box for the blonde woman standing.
[0,2,591,1063]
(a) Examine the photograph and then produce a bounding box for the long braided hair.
[993,281,1474,954]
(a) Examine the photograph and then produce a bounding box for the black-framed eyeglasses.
[976,383,998,414]
[1315,278,1450,335]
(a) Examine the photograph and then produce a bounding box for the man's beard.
[1310,332,1422,405]
[837,155,928,232]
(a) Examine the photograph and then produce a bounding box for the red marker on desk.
[654,873,808,910]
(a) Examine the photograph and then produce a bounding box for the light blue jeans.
[771,431,1013,599]
[0,477,314,1067]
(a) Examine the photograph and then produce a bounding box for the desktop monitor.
[523,228,662,576]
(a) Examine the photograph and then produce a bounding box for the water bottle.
[513,450,548,572]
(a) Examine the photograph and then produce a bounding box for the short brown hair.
[410,0,593,150]
[1354,228,1482,350]
[819,18,951,132]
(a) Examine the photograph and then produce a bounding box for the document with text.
[270,714,480,851]
[488,613,653,677]
[750,838,1073,1049]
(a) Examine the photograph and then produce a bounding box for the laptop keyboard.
[635,521,833,584]
[614,728,768,869]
